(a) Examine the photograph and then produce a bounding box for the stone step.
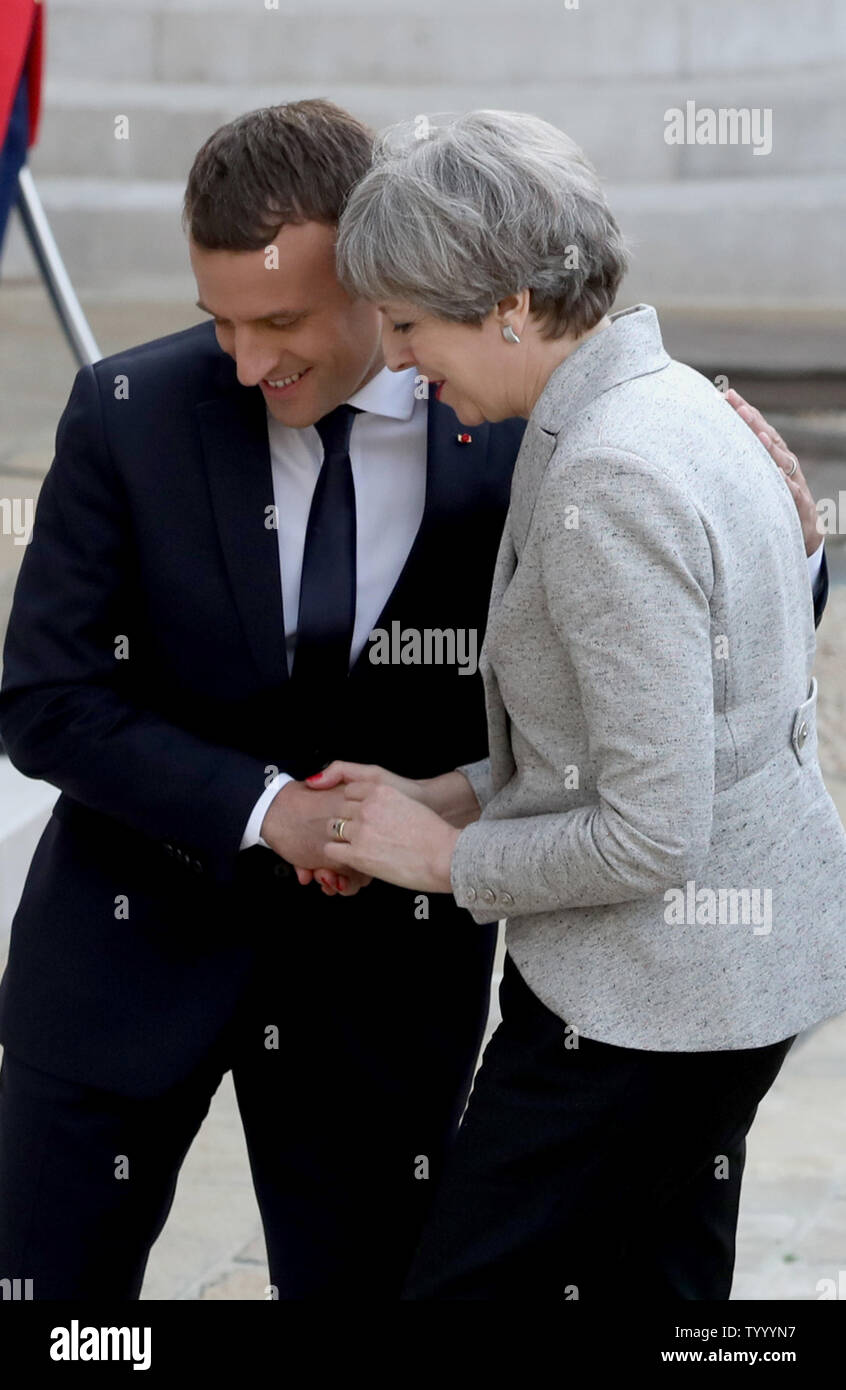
[28,70,846,185]
[5,174,845,306]
[616,175,846,308]
[3,179,195,299]
[43,0,846,86]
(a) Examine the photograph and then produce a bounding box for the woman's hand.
[293,865,372,896]
[306,760,430,802]
[320,782,462,893]
[307,761,482,827]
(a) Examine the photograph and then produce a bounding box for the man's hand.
[727,388,824,557]
[260,780,372,896]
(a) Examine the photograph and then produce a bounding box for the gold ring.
[333,818,349,843]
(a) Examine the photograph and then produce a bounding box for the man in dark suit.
[0,100,827,1300]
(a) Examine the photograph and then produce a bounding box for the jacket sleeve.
[0,365,272,887]
[450,448,717,923]
[454,757,492,810]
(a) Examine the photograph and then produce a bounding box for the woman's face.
[377,298,517,426]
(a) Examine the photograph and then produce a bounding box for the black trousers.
[401,951,797,1300]
[0,887,495,1301]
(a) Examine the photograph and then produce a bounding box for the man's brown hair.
[183,99,375,250]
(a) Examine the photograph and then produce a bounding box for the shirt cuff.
[807,539,825,588]
[239,772,293,851]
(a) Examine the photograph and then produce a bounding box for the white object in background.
[0,757,57,951]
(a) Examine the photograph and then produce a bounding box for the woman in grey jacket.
[307,110,846,1299]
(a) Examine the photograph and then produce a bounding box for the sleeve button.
[465,887,477,903]
[481,888,496,905]
[501,892,515,907]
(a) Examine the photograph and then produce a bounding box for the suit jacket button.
[501,892,515,907]
[481,888,496,905]
[465,887,477,903]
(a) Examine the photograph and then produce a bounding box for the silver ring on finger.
[785,453,798,478]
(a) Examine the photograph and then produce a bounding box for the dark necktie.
[292,403,362,689]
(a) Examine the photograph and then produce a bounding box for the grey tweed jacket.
[452,304,846,1051]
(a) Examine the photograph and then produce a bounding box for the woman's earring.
[502,324,521,345]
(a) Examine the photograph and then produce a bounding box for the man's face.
[190,220,384,427]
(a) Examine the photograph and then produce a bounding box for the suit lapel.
[506,416,559,559]
[418,388,494,543]
[480,421,556,795]
[196,384,288,688]
[391,393,517,790]
[477,517,517,792]
[349,390,493,674]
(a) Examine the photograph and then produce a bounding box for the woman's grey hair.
[335,109,630,339]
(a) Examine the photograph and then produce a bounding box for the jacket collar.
[532,303,670,437]
[504,305,669,558]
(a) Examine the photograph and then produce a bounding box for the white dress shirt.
[240,372,826,850]
[240,364,428,848]
[807,536,825,587]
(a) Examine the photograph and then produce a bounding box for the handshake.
[259,761,482,897]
